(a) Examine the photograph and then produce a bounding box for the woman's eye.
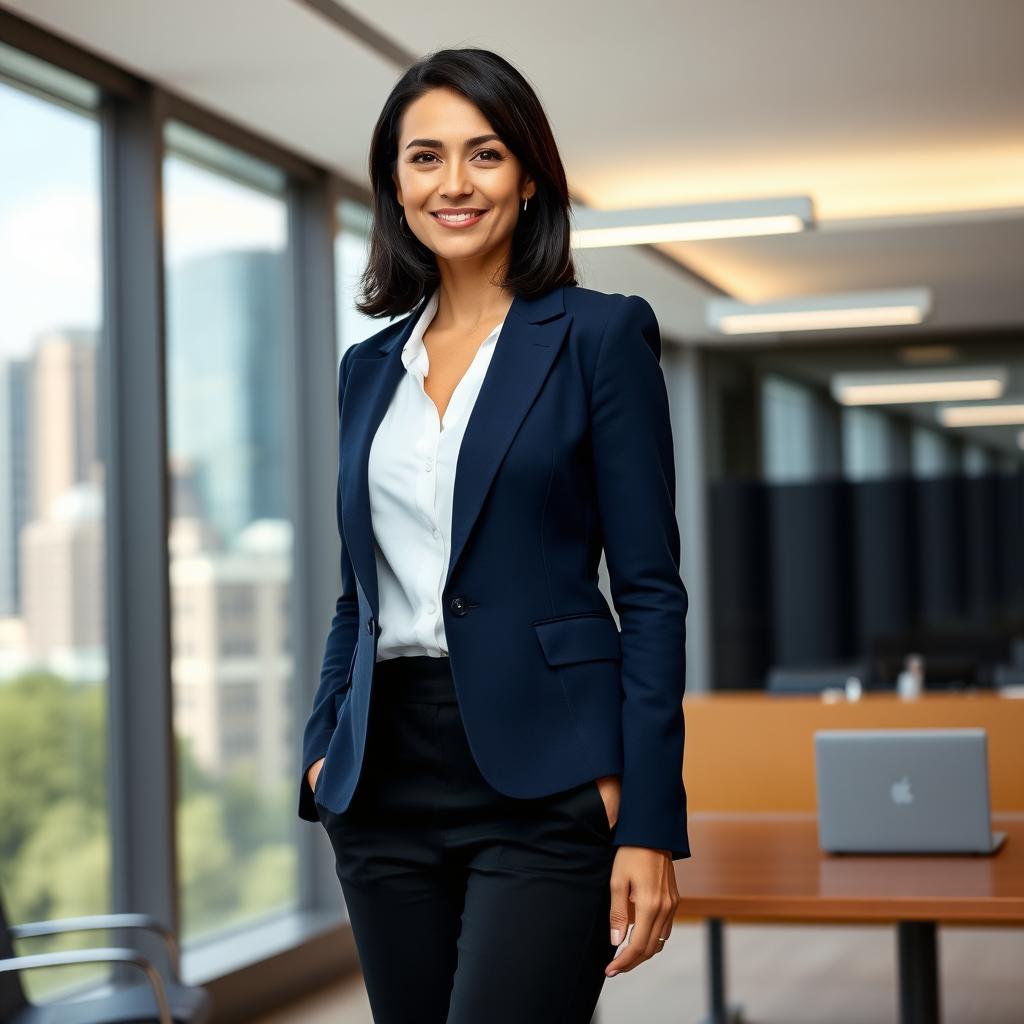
[410,150,502,165]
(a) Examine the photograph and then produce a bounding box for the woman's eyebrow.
[404,133,501,150]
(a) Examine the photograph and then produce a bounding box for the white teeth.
[435,211,482,222]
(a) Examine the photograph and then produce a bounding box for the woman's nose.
[441,167,471,198]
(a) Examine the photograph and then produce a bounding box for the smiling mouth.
[430,209,490,225]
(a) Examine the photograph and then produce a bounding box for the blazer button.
[449,596,467,616]
[366,617,375,635]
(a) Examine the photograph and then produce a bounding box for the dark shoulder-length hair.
[355,47,578,319]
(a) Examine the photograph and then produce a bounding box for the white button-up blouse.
[367,286,507,661]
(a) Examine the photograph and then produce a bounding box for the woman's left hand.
[605,842,680,975]
[593,773,680,975]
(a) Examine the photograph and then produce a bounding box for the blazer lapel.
[340,283,573,618]
[444,285,572,588]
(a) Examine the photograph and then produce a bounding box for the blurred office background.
[0,2,1022,1022]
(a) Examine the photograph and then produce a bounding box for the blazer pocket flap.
[533,614,622,666]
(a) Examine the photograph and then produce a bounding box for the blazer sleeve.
[297,342,362,822]
[589,294,691,860]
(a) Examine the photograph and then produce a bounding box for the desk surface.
[676,813,1024,924]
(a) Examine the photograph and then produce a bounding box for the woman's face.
[392,86,534,267]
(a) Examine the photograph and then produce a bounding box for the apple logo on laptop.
[891,775,914,805]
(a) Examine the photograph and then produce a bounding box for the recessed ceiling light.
[831,367,1007,405]
[939,403,1024,427]
[708,288,932,335]
[570,196,814,248]
[897,344,961,364]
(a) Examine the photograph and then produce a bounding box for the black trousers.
[316,653,618,1024]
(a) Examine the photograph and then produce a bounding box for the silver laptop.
[814,728,1007,854]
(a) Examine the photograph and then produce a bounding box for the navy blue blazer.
[298,282,691,860]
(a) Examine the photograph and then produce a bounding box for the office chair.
[765,663,871,694]
[0,882,211,1024]
[1011,637,1024,668]
[994,663,1024,689]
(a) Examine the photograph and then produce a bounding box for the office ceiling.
[752,341,1024,458]
[4,0,1024,348]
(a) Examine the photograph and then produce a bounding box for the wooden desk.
[675,813,1024,1024]
[683,690,1024,812]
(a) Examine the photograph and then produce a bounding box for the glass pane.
[706,343,1024,692]
[761,374,818,483]
[0,72,110,999]
[335,197,377,358]
[163,122,297,943]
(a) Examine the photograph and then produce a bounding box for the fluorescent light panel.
[898,344,961,365]
[939,404,1024,427]
[707,287,932,335]
[570,196,814,248]
[831,367,1007,406]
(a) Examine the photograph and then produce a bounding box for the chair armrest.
[0,946,172,1024]
[9,913,180,980]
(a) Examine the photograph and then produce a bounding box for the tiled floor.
[257,921,1024,1023]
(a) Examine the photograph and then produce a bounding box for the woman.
[298,46,690,1024]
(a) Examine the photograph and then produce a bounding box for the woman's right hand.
[307,757,325,793]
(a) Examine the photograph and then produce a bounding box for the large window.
[706,346,1024,691]
[335,197,376,358]
[0,48,110,998]
[0,15,369,1010]
[163,121,298,942]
